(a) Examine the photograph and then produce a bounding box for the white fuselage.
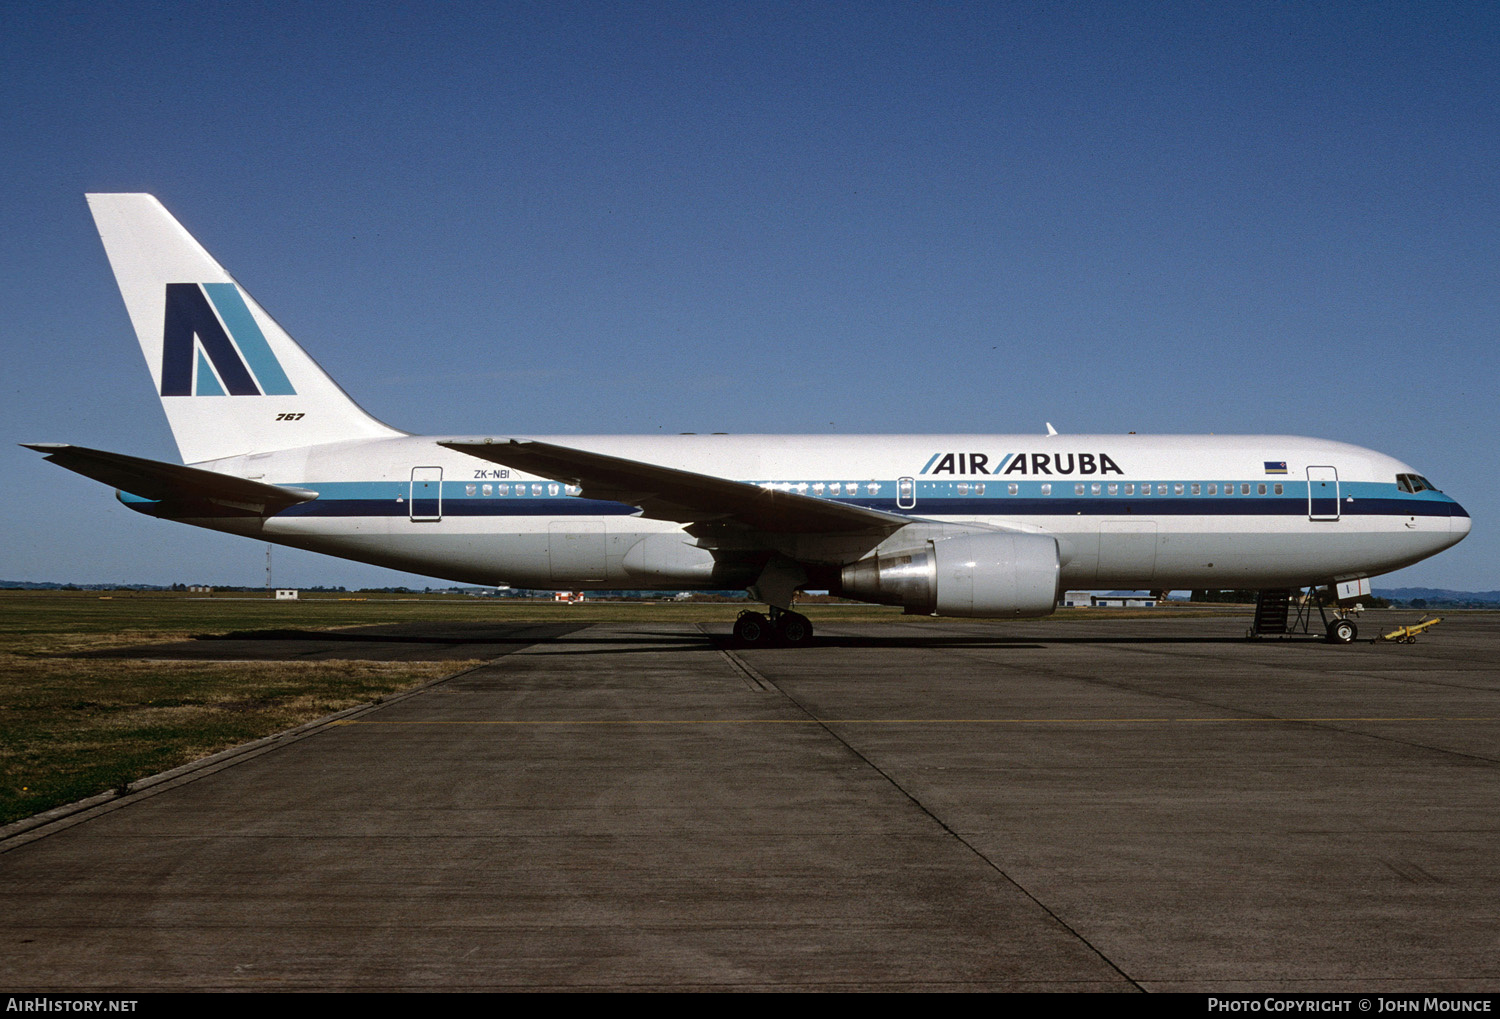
[131,432,1469,593]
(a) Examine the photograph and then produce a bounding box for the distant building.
[1063,591,1156,608]
[1092,595,1157,608]
[274,589,299,600]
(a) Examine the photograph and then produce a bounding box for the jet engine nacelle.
[839,532,1061,618]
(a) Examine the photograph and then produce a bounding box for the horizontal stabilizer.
[23,443,317,514]
[441,438,910,535]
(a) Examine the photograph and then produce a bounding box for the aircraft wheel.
[777,611,814,647]
[1326,619,1358,644]
[733,611,772,646]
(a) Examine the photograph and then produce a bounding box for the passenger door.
[410,466,442,522]
[1307,466,1339,521]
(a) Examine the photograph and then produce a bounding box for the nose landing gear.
[1247,586,1363,644]
[1325,617,1358,644]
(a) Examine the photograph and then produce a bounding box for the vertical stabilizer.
[86,194,404,464]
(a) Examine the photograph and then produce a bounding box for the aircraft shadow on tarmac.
[66,621,1283,662]
[525,627,1268,656]
[188,625,587,645]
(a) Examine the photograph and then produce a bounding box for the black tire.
[733,611,771,646]
[1326,619,1358,644]
[777,611,814,647]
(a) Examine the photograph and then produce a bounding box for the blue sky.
[2,1,1495,590]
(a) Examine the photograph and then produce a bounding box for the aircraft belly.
[260,515,685,589]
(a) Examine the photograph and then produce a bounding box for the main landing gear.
[733,607,814,647]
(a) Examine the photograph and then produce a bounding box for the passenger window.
[1007,483,1018,496]
[958,482,970,495]
[1208,484,1217,495]
[465,484,476,497]
[531,484,542,496]
[1274,483,1283,495]
[1041,483,1052,495]
[1108,483,1118,495]
[1174,484,1184,496]
[1257,483,1266,495]
[1075,483,1085,496]
[482,484,492,496]
[498,484,509,495]
[1124,483,1134,495]
[1191,483,1201,495]
[1241,484,1250,495]
[974,483,985,495]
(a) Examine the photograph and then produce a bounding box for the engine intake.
[840,532,1060,618]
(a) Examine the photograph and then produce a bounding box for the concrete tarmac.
[2,613,1498,991]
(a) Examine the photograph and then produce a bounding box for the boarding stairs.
[1250,589,1291,638]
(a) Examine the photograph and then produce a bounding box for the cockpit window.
[1396,473,1440,494]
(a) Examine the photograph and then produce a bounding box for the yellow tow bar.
[1380,617,1443,644]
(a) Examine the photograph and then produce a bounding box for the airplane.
[25,194,1470,646]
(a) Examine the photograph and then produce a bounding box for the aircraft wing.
[23,443,318,514]
[440,438,911,535]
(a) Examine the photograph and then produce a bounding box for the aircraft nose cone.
[1450,502,1472,539]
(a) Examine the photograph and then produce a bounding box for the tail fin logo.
[161,283,295,397]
